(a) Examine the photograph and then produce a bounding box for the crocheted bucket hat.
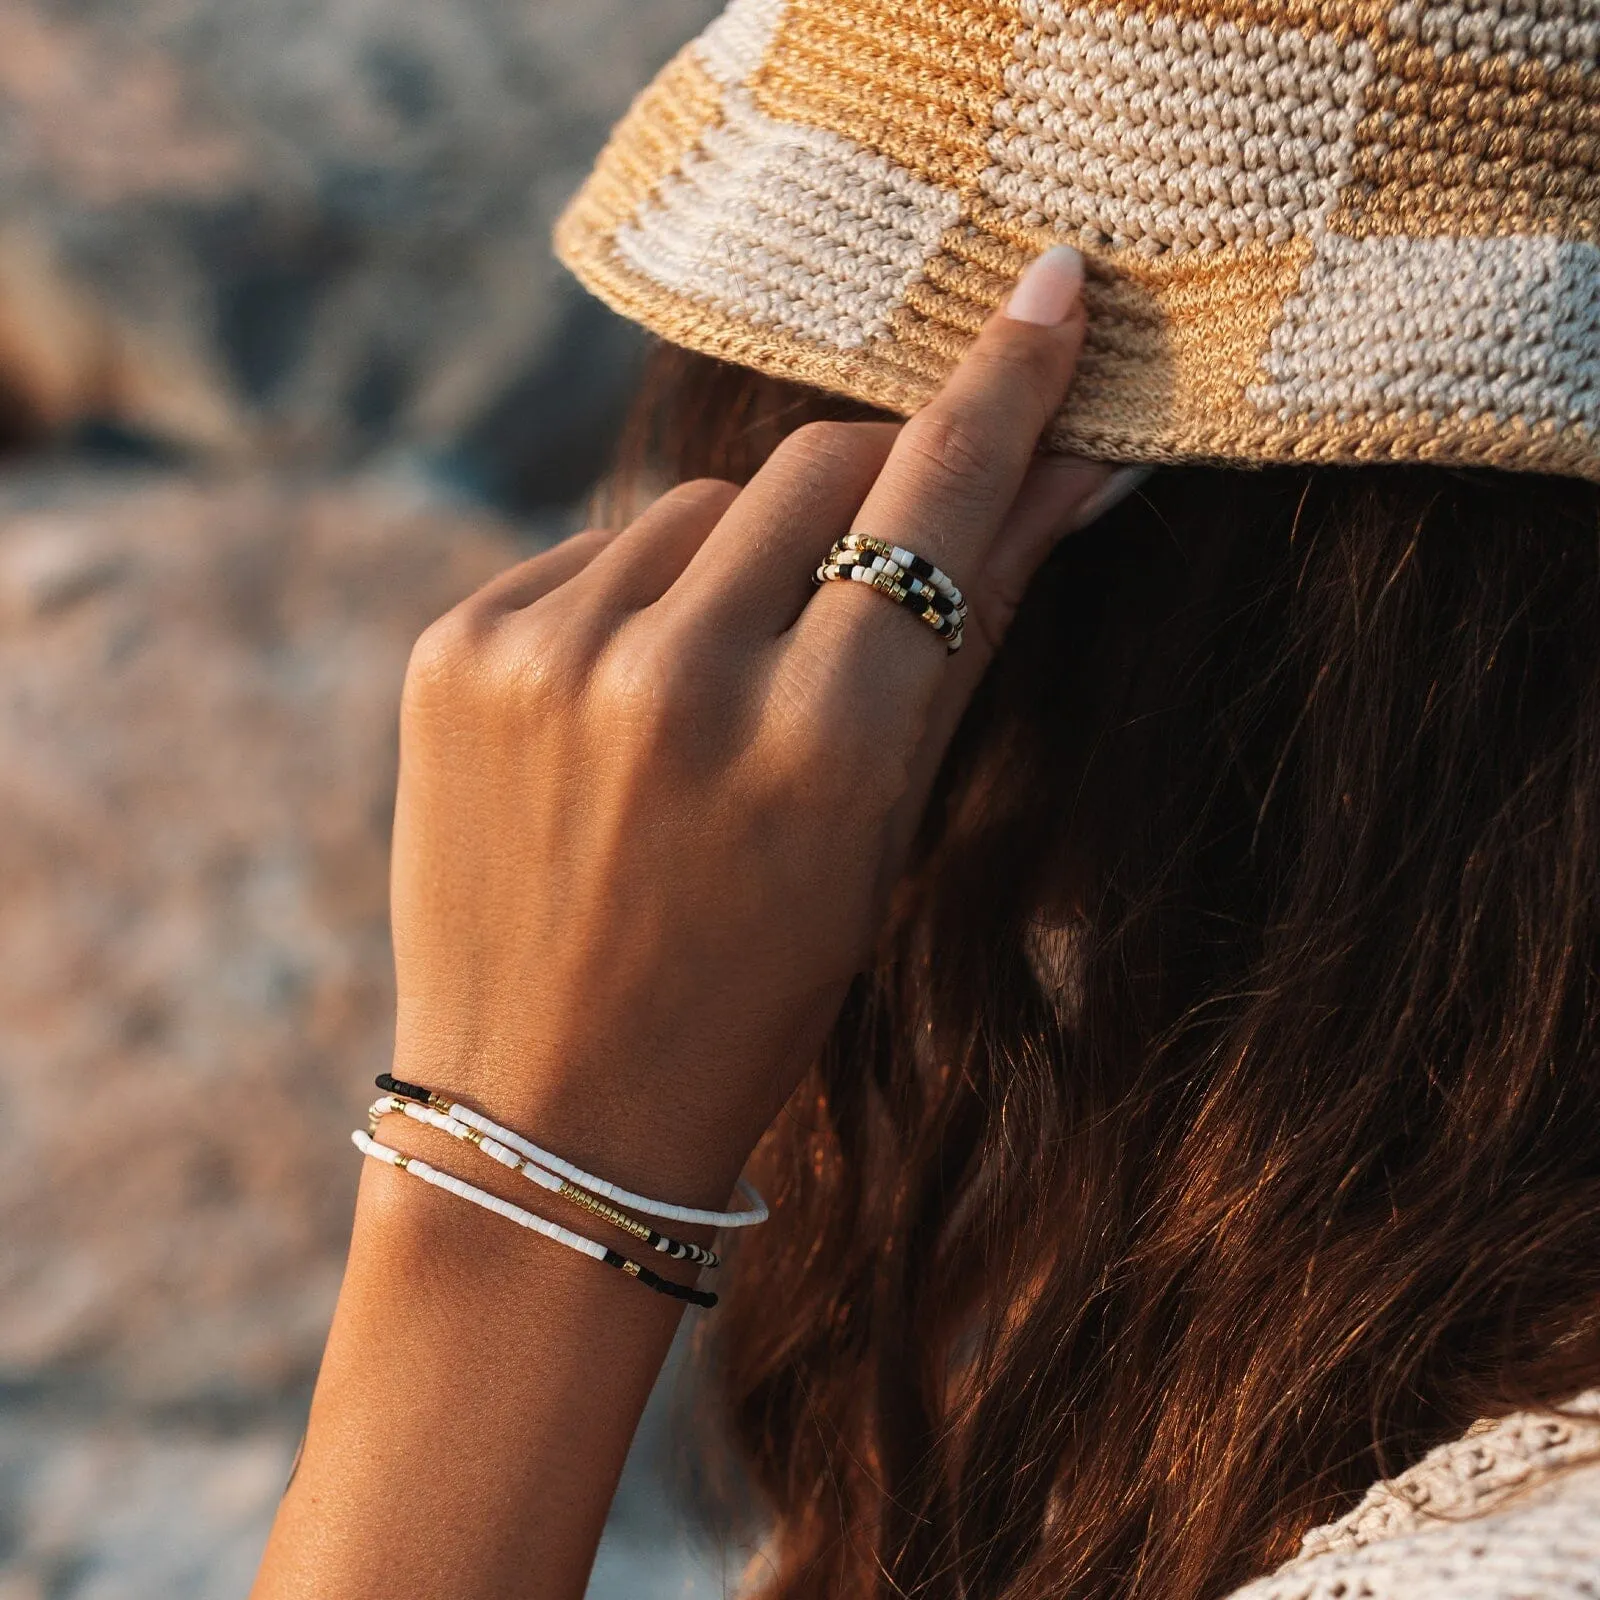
[555,0,1600,482]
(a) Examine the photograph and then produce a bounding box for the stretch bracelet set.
[352,1072,768,1309]
[366,1093,720,1266]
[814,532,968,653]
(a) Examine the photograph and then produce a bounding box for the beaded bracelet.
[376,1074,769,1229]
[352,1130,718,1308]
[369,1095,719,1267]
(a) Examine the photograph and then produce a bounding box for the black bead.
[376,1072,432,1105]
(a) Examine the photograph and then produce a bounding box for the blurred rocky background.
[0,2,738,1595]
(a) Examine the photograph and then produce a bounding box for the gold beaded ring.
[814,542,966,654]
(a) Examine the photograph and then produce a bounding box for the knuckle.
[777,419,866,474]
[494,608,591,698]
[765,652,894,795]
[969,335,1063,417]
[661,476,740,517]
[404,607,485,701]
[899,409,1003,506]
[404,603,595,725]
[589,625,693,736]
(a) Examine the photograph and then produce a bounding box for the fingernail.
[1068,465,1153,531]
[1004,245,1085,326]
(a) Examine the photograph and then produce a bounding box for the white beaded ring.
[838,533,966,616]
[376,1075,769,1230]
[825,556,961,621]
[368,1095,720,1267]
[352,1129,717,1308]
[813,560,965,653]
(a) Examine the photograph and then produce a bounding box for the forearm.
[250,247,1093,1599]
[252,1151,692,1600]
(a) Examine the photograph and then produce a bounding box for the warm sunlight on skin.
[250,247,1109,1600]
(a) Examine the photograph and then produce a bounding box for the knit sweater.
[1227,1395,1600,1600]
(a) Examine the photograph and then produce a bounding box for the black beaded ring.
[838,533,967,615]
[812,560,965,652]
[822,556,961,618]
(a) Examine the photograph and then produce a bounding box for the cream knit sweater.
[1228,1396,1600,1600]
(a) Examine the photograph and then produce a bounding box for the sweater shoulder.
[1227,1397,1600,1600]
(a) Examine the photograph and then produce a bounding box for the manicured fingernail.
[1069,466,1153,530]
[1004,245,1085,326]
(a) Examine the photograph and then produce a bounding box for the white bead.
[352,1130,610,1262]
[366,1095,764,1232]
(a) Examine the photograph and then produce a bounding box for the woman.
[251,1,1600,1596]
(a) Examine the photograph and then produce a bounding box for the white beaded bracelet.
[351,1129,718,1308]
[368,1095,720,1267]
[377,1074,769,1230]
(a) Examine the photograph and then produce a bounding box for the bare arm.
[251,245,1099,1600]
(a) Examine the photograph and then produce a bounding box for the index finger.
[806,244,1086,646]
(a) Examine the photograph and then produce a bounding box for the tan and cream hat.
[555,0,1600,482]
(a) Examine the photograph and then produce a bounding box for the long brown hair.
[617,346,1600,1600]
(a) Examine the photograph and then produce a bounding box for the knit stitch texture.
[556,0,1600,480]
[1225,1394,1600,1600]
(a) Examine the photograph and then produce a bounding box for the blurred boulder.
[0,465,531,1402]
[0,0,719,501]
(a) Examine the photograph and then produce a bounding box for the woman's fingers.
[452,528,619,624]
[671,422,900,634]
[559,477,741,615]
[889,455,1117,845]
[794,246,1087,672]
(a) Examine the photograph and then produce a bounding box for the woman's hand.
[254,247,1107,1600]
[389,246,1105,1209]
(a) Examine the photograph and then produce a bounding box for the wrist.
[386,1031,782,1218]
[262,1159,686,1600]
[358,1092,728,1273]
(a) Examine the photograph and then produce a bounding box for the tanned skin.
[250,249,1102,1600]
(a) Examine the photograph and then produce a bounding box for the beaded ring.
[375,1075,770,1229]
[369,1095,719,1268]
[837,533,967,618]
[813,559,965,653]
[353,1130,717,1308]
[823,557,961,619]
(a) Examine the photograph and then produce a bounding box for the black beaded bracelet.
[603,1249,718,1307]
[352,1126,719,1308]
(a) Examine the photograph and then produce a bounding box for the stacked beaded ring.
[814,533,966,653]
[352,1130,718,1308]
[838,534,967,619]
[368,1094,720,1268]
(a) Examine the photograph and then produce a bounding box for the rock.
[0,465,750,1597]
[0,0,721,496]
[0,464,535,1402]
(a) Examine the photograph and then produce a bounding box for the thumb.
[982,455,1114,629]
[882,459,1150,869]
[982,458,1154,637]
[934,456,1148,715]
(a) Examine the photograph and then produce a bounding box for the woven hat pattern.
[556,0,1600,481]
